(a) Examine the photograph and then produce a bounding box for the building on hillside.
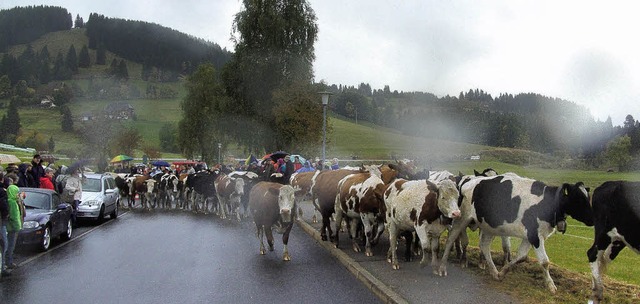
[104,102,135,120]
[81,112,95,121]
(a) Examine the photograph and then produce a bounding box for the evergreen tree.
[53,52,71,80]
[66,45,78,72]
[78,45,90,68]
[5,99,21,135]
[60,105,73,132]
[0,75,10,98]
[74,14,84,28]
[109,58,118,75]
[96,42,106,65]
[48,136,55,152]
[118,60,129,80]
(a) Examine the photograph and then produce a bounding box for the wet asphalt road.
[1,210,381,304]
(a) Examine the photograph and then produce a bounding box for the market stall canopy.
[0,153,21,164]
[110,154,134,163]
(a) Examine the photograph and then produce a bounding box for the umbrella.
[151,160,170,167]
[0,153,22,164]
[67,159,89,174]
[110,154,134,163]
[290,154,306,164]
[262,151,289,161]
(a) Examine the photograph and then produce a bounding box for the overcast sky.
[2,0,639,124]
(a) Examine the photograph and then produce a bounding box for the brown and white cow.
[438,174,594,293]
[128,175,151,209]
[334,166,388,256]
[587,181,640,303]
[249,182,297,261]
[310,168,360,241]
[384,178,460,270]
[214,173,245,220]
[289,171,320,221]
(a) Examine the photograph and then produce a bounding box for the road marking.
[17,210,130,268]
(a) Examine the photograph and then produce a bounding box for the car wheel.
[110,201,119,219]
[40,226,51,252]
[61,219,73,241]
[98,205,105,223]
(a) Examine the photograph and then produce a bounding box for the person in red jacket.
[39,167,55,191]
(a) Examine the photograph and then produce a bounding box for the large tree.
[178,63,227,163]
[222,0,319,152]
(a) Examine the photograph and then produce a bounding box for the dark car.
[18,188,73,252]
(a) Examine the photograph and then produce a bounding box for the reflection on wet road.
[1,211,381,303]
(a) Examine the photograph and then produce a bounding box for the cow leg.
[311,197,320,223]
[458,229,470,268]
[265,226,275,252]
[320,210,335,242]
[479,232,500,281]
[333,207,344,248]
[282,222,294,261]
[531,239,557,293]
[499,239,532,279]
[587,232,614,304]
[438,217,472,276]
[217,196,225,218]
[429,230,443,271]
[393,231,413,263]
[361,214,375,257]
[349,218,361,253]
[415,225,430,268]
[256,224,266,255]
[387,222,400,269]
[501,236,512,265]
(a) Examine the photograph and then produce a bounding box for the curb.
[297,220,408,304]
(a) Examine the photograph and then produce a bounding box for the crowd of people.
[1,154,84,278]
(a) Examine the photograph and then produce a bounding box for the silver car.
[78,173,119,221]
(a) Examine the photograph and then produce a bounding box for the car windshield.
[82,178,102,192]
[23,192,50,210]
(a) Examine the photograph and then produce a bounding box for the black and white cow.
[163,173,180,209]
[228,170,261,218]
[587,181,640,303]
[183,170,219,213]
[453,169,512,268]
[438,174,594,293]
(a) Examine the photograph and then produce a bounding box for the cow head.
[430,179,461,218]
[170,175,179,192]
[145,179,156,194]
[270,185,296,223]
[561,182,593,226]
[232,178,245,201]
[360,182,386,246]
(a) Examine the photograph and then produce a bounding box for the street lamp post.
[318,91,332,170]
[217,143,222,165]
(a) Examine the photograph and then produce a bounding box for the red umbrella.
[262,151,289,161]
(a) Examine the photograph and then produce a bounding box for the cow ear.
[474,169,481,176]
[562,184,570,196]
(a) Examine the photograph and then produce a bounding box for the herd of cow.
[110,161,639,303]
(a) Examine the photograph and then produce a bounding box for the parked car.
[78,173,119,222]
[19,188,73,252]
